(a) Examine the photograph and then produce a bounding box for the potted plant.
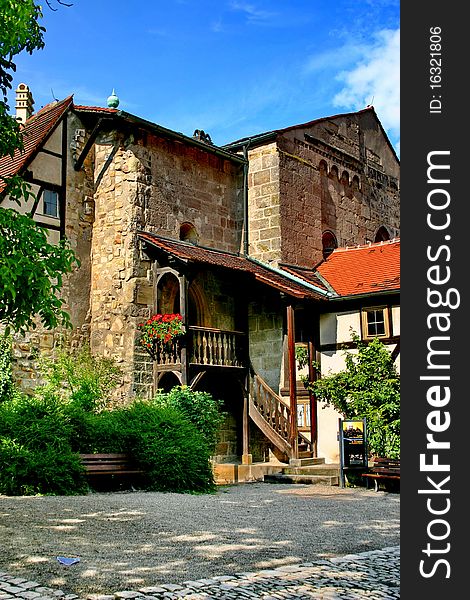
[138,313,184,359]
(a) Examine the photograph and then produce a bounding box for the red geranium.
[138,313,184,352]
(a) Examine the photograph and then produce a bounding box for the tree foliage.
[0,1,79,334]
[303,334,400,458]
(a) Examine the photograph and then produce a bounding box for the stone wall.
[245,111,400,268]
[245,143,281,264]
[135,132,244,253]
[87,129,245,403]
[248,286,284,392]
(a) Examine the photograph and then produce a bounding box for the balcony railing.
[152,326,247,369]
[188,326,246,368]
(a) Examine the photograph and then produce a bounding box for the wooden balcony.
[152,326,247,370]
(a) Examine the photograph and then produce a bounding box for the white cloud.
[332,28,400,151]
[229,2,278,25]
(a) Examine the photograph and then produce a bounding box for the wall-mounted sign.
[338,418,368,487]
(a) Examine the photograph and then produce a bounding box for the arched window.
[322,230,338,259]
[329,165,339,180]
[157,272,180,315]
[179,222,198,244]
[375,226,391,242]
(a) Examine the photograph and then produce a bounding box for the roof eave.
[327,288,400,302]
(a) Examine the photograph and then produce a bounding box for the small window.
[362,307,389,339]
[179,222,198,244]
[322,230,337,259]
[375,226,390,242]
[43,189,59,218]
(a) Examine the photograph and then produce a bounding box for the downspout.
[242,141,251,256]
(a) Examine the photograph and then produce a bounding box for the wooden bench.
[79,453,143,480]
[362,457,400,491]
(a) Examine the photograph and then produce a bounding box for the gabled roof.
[0,96,73,193]
[223,105,399,164]
[138,232,329,301]
[224,106,374,149]
[315,239,400,298]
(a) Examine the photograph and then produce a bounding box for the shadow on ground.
[0,482,399,596]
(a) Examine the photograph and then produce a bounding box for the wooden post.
[287,304,298,459]
[179,273,189,385]
[242,388,252,464]
[308,340,318,457]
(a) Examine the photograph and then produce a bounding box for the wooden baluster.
[228,333,234,366]
[202,330,208,364]
[195,330,202,363]
[221,332,228,365]
[208,331,214,365]
[215,331,221,365]
[230,333,236,366]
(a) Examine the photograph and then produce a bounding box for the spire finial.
[107,89,119,108]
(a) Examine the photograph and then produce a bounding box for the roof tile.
[0,96,73,193]
[316,239,400,297]
[138,232,327,300]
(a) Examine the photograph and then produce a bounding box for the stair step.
[264,473,339,486]
[298,451,313,458]
[289,457,325,467]
[283,465,340,476]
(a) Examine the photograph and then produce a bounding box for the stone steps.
[263,459,340,486]
[264,472,340,486]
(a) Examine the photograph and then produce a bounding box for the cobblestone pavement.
[0,546,399,600]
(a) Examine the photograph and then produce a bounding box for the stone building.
[0,85,400,475]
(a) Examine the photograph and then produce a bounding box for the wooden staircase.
[248,372,313,459]
[263,457,340,486]
[248,371,339,486]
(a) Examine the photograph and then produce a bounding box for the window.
[322,230,337,259]
[43,189,59,218]
[374,225,390,242]
[362,307,390,339]
[179,222,198,244]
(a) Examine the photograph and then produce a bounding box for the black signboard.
[338,418,367,487]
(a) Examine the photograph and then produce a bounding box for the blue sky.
[10,0,400,152]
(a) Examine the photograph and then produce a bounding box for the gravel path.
[0,483,400,597]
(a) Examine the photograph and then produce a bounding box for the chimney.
[15,83,34,124]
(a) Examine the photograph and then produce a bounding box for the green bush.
[303,334,400,458]
[153,385,225,454]
[0,351,220,495]
[0,334,13,403]
[120,400,215,493]
[38,343,122,411]
[0,391,216,495]
[0,394,88,495]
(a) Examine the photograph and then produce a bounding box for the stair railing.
[248,368,313,459]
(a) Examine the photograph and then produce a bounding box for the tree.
[0,1,78,335]
[302,334,400,458]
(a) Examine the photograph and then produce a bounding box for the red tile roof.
[279,264,328,291]
[73,105,119,114]
[138,232,329,300]
[0,96,73,193]
[315,239,400,297]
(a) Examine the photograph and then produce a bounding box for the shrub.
[115,400,215,493]
[0,334,13,403]
[0,394,88,495]
[153,386,225,454]
[38,343,122,411]
[303,334,400,458]
[0,369,218,495]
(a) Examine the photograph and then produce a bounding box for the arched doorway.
[191,371,245,463]
[157,371,182,392]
